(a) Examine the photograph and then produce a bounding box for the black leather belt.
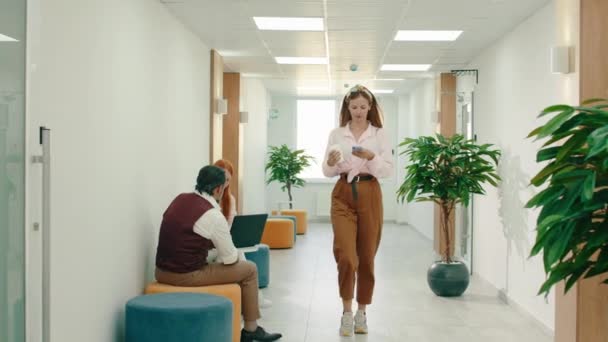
[340,174,375,200]
[340,174,375,182]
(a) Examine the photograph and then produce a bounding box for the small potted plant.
[397,134,501,296]
[265,144,314,210]
[527,99,608,296]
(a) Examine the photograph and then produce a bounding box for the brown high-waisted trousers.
[331,175,383,304]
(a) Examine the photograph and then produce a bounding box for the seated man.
[155,165,282,342]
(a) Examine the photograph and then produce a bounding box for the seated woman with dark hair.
[213,159,273,309]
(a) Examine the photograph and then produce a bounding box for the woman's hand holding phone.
[352,146,375,160]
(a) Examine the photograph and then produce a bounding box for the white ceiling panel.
[244,0,324,17]
[280,64,328,74]
[399,16,474,31]
[259,31,326,46]
[329,30,393,42]
[327,17,397,31]
[162,0,551,96]
[270,44,326,57]
[382,55,438,64]
[388,43,449,57]
[329,40,386,50]
[330,47,384,58]
[436,56,473,64]
[327,2,407,18]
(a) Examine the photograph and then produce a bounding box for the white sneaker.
[340,312,354,337]
[354,310,368,334]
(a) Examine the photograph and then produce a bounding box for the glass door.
[454,90,475,269]
[0,0,27,341]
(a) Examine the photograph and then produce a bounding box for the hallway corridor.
[258,223,553,342]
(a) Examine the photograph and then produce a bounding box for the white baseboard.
[494,286,554,337]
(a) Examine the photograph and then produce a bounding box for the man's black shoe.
[240,326,282,341]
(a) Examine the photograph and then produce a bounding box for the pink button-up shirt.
[322,122,394,182]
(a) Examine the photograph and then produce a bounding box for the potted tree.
[526,99,608,296]
[265,144,314,210]
[397,134,501,296]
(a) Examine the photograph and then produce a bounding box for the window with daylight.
[296,99,337,179]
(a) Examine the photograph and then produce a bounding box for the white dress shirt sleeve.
[193,208,239,265]
[322,129,349,177]
[366,128,394,178]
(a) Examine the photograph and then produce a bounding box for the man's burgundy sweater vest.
[155,193,215,273]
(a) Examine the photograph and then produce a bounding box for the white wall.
[396,79,436,239]
[267,95,399,221]
[27,0,211,340]
[240,78,269,214]
[469,0,579,331]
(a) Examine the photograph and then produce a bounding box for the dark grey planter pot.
[427,261,470,297]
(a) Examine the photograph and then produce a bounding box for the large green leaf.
[528,99,608,296]
[536,108,576,139]
[539,104,573,117]
[587,126,608,159]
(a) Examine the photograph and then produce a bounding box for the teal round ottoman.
[244,244,270,288]
[125,293,232,342]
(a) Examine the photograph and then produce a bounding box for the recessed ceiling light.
[253,17,324,31]
[381,64,431,71]
[276,57,328,65]
[0,33,18,42]
[370,89,394,94]
[394,30,463,41]
[373,78,405,81]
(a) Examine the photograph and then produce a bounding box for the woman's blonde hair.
[339,84,384,127]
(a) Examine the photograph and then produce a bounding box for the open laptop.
[230,214,268,248]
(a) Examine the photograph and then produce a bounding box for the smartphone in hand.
[352,145,363,153]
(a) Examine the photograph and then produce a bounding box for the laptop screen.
[230,214,268,248]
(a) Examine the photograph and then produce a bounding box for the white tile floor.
[257,223,553,342]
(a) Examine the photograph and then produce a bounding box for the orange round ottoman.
[272,209,308,234]
[261,218,295,249]
[144,282,241,342]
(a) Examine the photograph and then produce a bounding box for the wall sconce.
[215,98,228,115]
[551,46,571,74]
[239,111,249,124]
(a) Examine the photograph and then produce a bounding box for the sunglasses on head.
[346,84,373,100]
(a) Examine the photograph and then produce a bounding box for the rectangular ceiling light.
[395,30,463,41]
[276,57,328,65]
[373,78,404,81]
[370,89,394,94]
[0,33,18,42]
[381,64,431,71]
[253,17,324,31]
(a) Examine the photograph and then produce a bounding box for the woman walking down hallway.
[322,84,393,336]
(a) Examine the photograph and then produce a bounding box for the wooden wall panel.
[222,73,241,213]
[434,73,457,257]
[556,1,608,341]
[576,3,608,341]
[580,0,608,99]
